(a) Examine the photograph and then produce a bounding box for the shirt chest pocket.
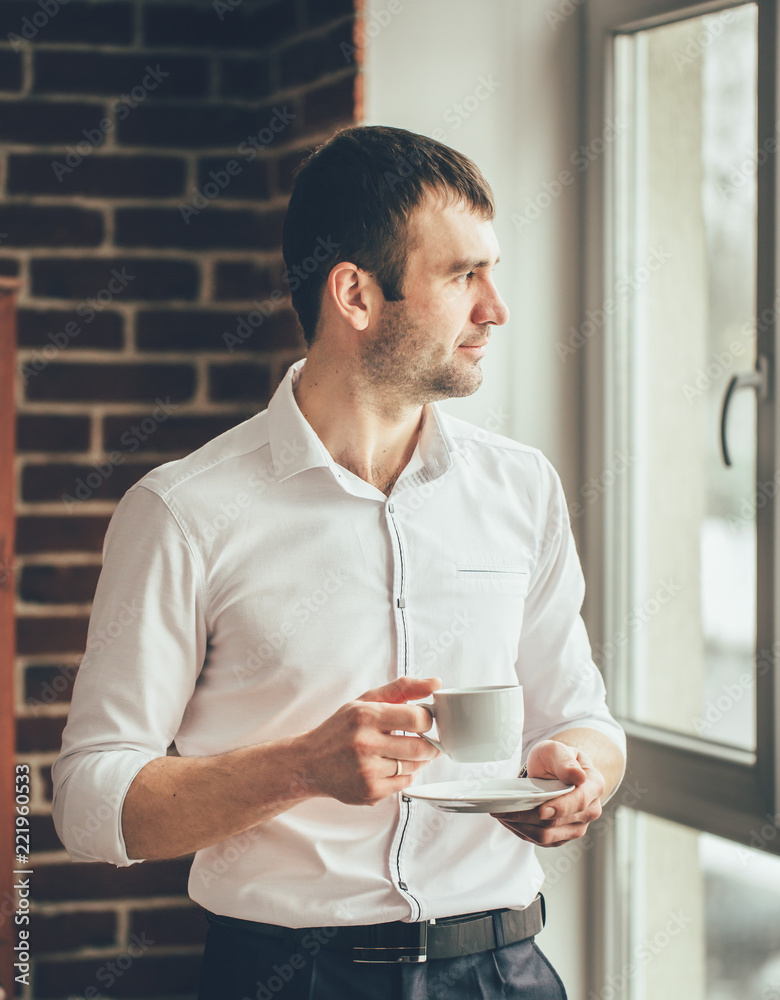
[454,565,531,596]
[415,563,533,683]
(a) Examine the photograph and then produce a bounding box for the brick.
[36,952,202,999]
[144,0,297,48]
[8,154,186,197]
[0,49,22,91]
[209,362,271,403]
[30,258,199,301]
[24,362,196,403]
[16,516,111,554]
[220,55,272,99]
[115,206,285,250]
[136,308,303,352]
[0,257,20,276]
[103,413,253,454]
[15,714,68,752]
[22,461,156,502]
[60,454,156,502]
[33,857,194,902]
[0,3,133,45]
[31,909,117,952]
[118,99,299,149]
[280,20,355,88]
[16,617,90,657]
[129,904,208,946]
[305,0,355,26]
[20,565,101,604]
[303,74,356,130]
[17,415,92,453]
[33,51,209,98]
[18,308,123,350]
[214,261,283,301]
[0,205,103,247]
[0,100,107,144]
[25,663,80,705]
[30,812,66,853]
[197,157,270,200]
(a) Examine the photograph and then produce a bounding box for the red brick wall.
[3,1,358,995]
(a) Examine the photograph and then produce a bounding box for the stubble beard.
[357,299,484,410]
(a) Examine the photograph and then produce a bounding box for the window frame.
[581,0,779,990]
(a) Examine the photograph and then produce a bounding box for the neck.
[292,351,425,495]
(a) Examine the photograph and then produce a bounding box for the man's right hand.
[292,676,442,806]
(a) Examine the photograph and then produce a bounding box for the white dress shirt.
[52,356,626,928]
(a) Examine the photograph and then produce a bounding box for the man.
[52,125,626,1000]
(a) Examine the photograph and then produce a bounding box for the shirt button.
[399,881,409,891]
[387,503,395,513]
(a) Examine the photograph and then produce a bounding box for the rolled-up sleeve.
[51,484,207,865]
[516,457,626,804]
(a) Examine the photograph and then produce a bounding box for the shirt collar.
[266,357,456,491]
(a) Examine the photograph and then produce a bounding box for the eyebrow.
[443,255,501,276]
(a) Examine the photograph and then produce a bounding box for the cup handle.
[420,702,444,754]
[420,732,444,754]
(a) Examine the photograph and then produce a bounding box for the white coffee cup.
[419,685,524,763]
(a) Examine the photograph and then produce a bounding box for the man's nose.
[474,282,510,327]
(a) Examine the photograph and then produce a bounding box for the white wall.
[362,0,589,993]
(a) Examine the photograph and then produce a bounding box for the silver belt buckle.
[352,920,428,964]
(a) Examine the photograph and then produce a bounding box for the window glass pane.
[619,808,780,1000]
[612,7,758,749]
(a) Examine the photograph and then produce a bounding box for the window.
[582,0,779,995]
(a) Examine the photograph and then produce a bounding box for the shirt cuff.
[51,749,159,866]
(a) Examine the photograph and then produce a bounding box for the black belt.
[205,893,545,964]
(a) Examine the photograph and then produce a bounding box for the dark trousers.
[197,910,568,1000]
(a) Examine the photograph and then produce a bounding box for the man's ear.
[325,262,380,331]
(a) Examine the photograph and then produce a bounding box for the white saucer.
[404,777,574,814]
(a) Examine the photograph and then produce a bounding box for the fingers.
[379,733,439,762]
[358,676,442,705]
[495,815,592,848]
[347,701,437,736]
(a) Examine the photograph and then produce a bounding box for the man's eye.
[457,272,475,283]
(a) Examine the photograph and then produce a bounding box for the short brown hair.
[281,124,495,346]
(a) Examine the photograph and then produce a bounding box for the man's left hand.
[492,740,605,847]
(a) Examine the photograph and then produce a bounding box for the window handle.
[720,355,769,467]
